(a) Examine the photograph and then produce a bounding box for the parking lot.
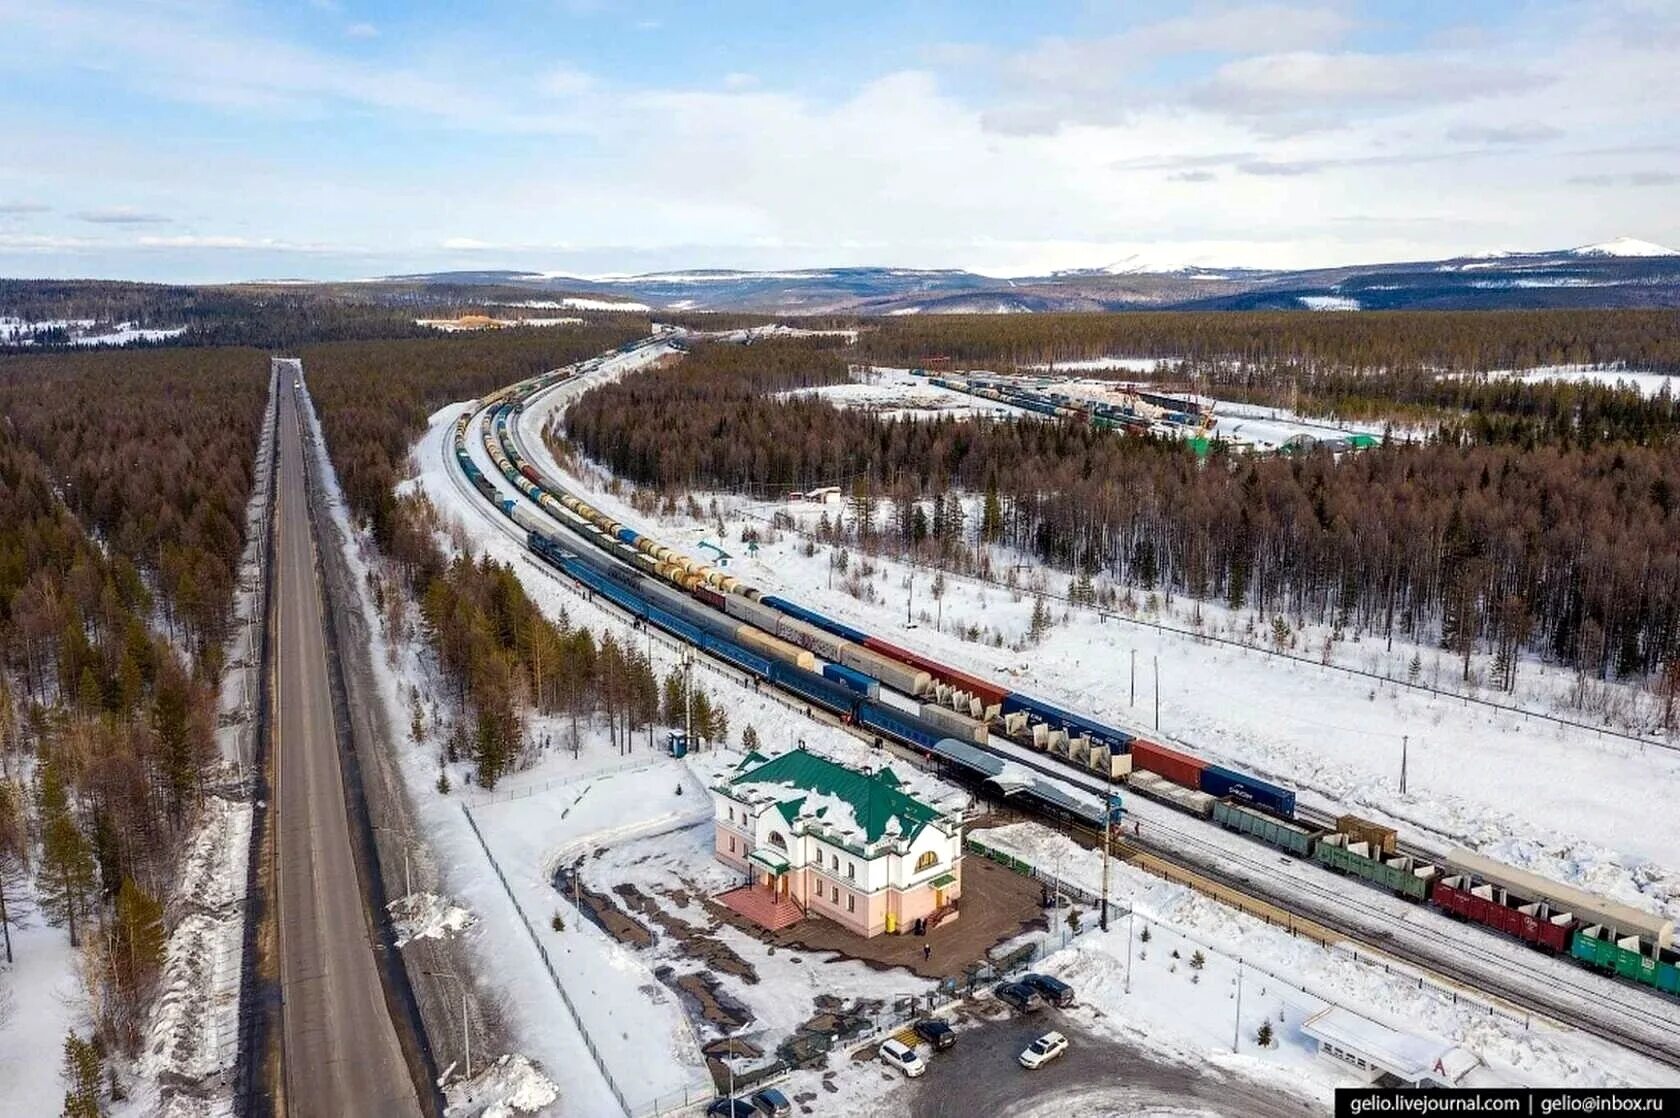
[904,1013,1322,1118]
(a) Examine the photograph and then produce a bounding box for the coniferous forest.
[564,330,1680,694]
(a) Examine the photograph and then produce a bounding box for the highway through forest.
[272,369,421,1116]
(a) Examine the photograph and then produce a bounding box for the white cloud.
[345,22,378,39]
[75,207,172,224]
[539,64,596,97]
[1190,51,1546,119]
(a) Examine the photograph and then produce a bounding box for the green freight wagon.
[1570,926,1680,995]
[1313,833,1436,900]
[1212,800,1318,857]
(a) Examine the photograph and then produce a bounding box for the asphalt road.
[908,1012,1321,1118]
[273,373,420,1117]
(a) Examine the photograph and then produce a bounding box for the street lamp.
[423,969,473,1079]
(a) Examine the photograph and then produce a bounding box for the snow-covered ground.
[0,888,89,1118]
[1298,295,1361,311]
[1473,364,1678,399]
[974,823,1674,1096]
[1026,356,1176,373]
[782,366,1029,421]
[0,316,186,345]
[510,357,1680,930]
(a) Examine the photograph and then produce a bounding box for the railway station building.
[710,747,964,938]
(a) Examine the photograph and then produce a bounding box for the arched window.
[916,851,938,872]
[769,832,788,850]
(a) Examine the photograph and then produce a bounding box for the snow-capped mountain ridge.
[1568,236,1677,258]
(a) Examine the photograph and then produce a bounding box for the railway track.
[458,345,1680,1073]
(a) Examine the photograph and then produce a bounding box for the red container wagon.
[1430,874,1573,953]
[1129,739,1206,790]
[861,636,1010,709]
[693,585,727,609]
[519,463,542,484]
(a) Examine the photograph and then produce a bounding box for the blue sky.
[1,0,1676,282]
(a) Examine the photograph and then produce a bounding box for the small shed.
[1302,1007,1479,1087]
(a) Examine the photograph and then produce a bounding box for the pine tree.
[1407,651,1423,684]
[1189,949,1205,969]
[60,1031,103,1118]
[1271,615,1292,651]
[1256,1021,1275,1048]
[0,780,26,964]
[108,879,167,1037]
[741,724,761,752]
[980,476,1004,544]
[1028,595,1051,643]
[37,758,95,947]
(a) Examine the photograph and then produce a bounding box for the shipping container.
[1129,739,1206,790]
[861,636,1010,708]
[1212,800,1316,857]
[839,645,931,697]
[1199,765,1296,820]
[733,626,816,671]
[693,585,726,609]
[760,596,872,644]
[823,662,880,700]
[1335,815,1398,855]
[998,693,1132,751]
[917,703,989,745]
[1430,875,1573,953]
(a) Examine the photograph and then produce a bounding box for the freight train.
[457,347,1679,1003]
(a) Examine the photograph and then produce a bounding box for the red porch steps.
[717,884,805,932]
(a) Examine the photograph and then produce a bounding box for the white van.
[878,1038,926,1079]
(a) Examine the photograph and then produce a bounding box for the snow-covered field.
[0,316,187,345]
[782,366,1029,421]
[1475,364,1678,398]
[0,889,88,1118]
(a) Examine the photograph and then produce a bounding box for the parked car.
[1018,1031,1070,1069]
[993,981,1045,1012]
[878,1038,927,1078]
[1021,973,1076,1008]
[751,1087,792,1117]
[913,1019,957,1050]
[706,1099,758,1118]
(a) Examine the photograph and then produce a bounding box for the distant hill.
[370,239,1680,315]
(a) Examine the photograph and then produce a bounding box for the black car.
[993,981,1045,1012]
[706,1099,758,1118]
[913,1018,957,1050]
[752,1087,792,1117]
[1020,972,1076,1008]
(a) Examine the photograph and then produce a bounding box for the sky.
[1,0,1677,283]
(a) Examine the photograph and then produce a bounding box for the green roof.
[749,848,790,873]
[929,873,956,888]
[730,748,941,844]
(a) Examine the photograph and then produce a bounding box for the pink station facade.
[711,748,964,938]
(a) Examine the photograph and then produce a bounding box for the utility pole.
[1153,655,1160,731]
[1233,959,1244,1053]
[424,970,472,1079]
[1130,649,1136,707]
[1400,734,1409,795]
[1125,909,1135,994]
[906,569,914,625]
[1100,784,1114,932]
[684,650,694,752]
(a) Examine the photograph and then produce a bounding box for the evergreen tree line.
[299,327,699,788]
[563,341,1680,692]
[1,348,271,679]
[856,309,1680,373]
[0,420,227,1061]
